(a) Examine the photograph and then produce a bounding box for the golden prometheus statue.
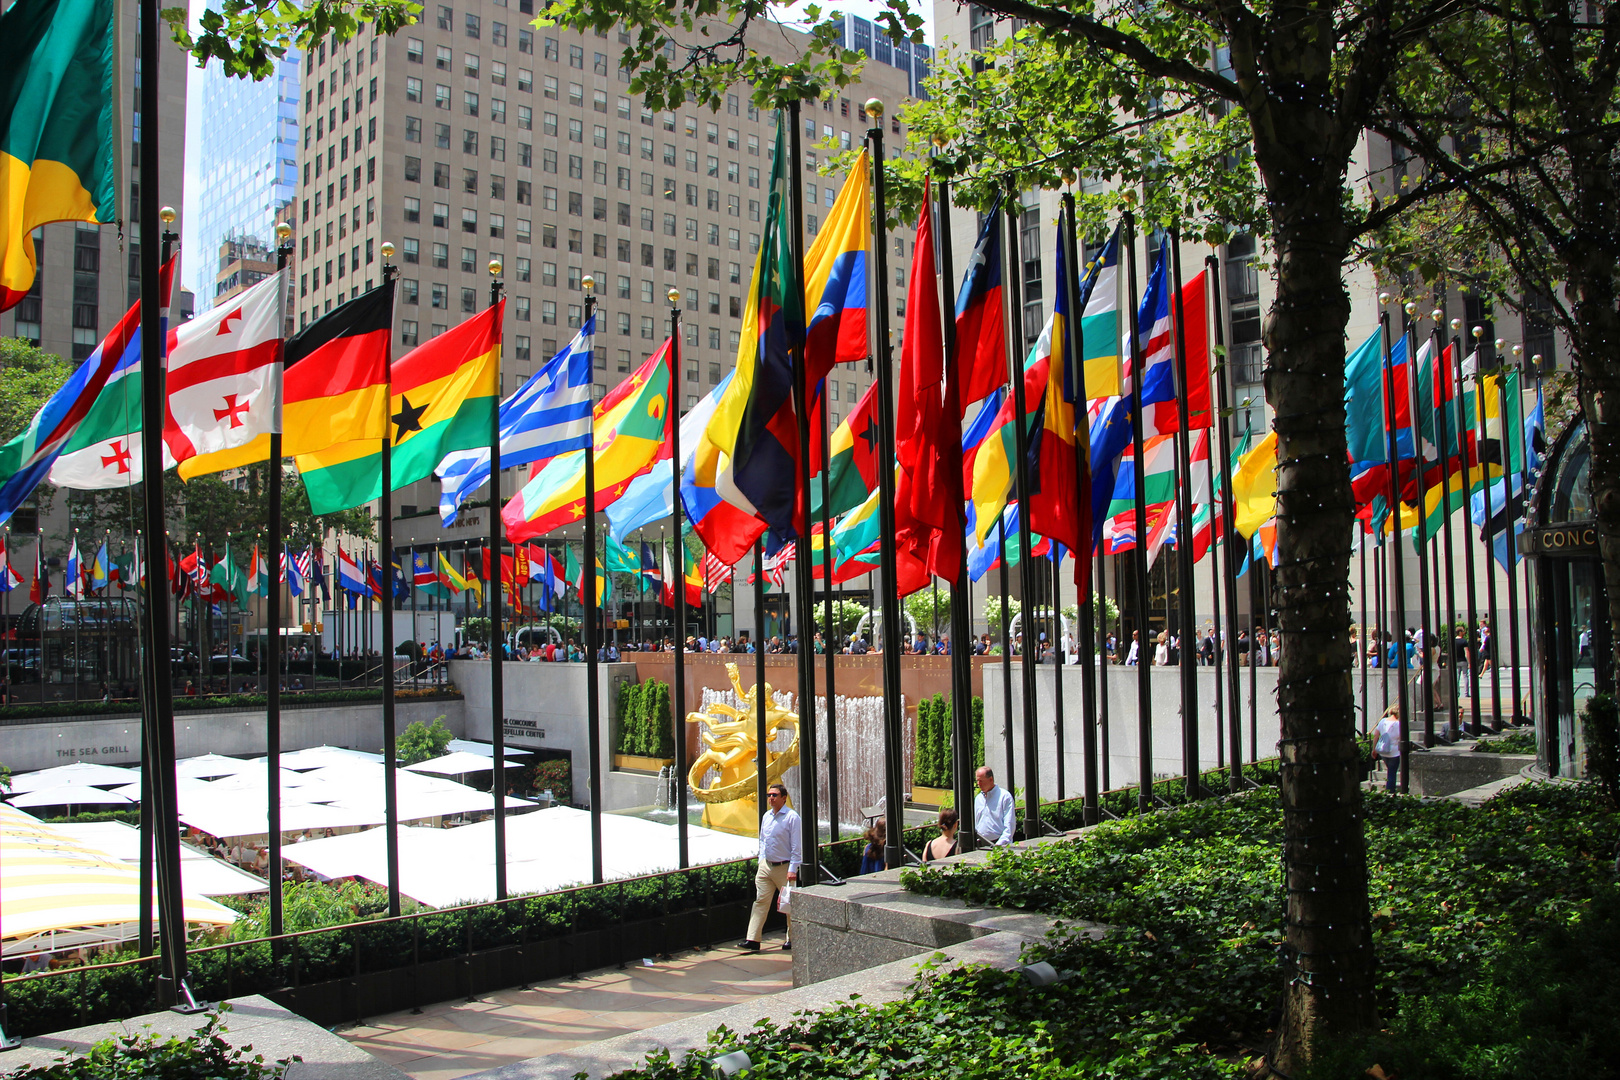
[686,663,800,837]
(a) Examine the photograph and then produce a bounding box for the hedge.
[614,677,674,758]
[2,857,757,1038]
[911,695,986,790]
[0,686,461,723]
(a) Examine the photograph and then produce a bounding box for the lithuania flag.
[1,0,115,310]
[297,302,501,513]
[502,341,673,543]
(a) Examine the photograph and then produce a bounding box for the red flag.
[893,179,962,590]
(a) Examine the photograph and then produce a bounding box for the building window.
[403,196,421,222]
[402,320,420,345]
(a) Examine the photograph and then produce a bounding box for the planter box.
[613,753,676,774]
[909,785,952,808]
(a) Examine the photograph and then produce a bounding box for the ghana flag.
[297,303,500,513]
[1,0,115,311]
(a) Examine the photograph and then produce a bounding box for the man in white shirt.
[974,766,1016,846]
[739,783,800,952]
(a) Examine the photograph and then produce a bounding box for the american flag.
[701,551,733,593]
[763,542,794,588]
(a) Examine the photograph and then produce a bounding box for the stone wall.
[983,662,1283,796]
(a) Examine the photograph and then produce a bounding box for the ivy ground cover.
[604,783,1620,1080]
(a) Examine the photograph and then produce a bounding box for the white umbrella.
[9,784,135,809]
[175,753,254,780]
[9,762,141,793]
[278,745,384,770]
[402,751,503,776]
[446,739,533,759]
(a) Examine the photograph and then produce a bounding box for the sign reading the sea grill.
[1524,524,1598,555]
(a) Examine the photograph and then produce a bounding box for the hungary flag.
[1,0,116,311]
[297,303,501,513]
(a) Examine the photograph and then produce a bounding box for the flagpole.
[1470,346,1503,732]
[1198,260,1236,775]
[265,217,290,935]
[784,99,821,883]
[375,252,402,918]
[1405,304,1435,750]
[1168,233,1200,796]
[753,538,769,819]
[666,288,691,869]
[857,102,907,866]
[939,166,977,844]
[1122,210,1154,813]
[1429,312,1462,741]
[997,513,1015,797]
[1498,341,1527,724]
[1380,296,1413,792]
[999,193,1044,838]
[1358,527,1369,735]
[819,406,842,842]
[1058,194,1098,824]
[483,261,508,899]
[1452,324,1483,736]
[581,279,604,884]
[138,142,186,1015]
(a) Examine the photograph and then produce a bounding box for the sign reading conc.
[1525,523,1598,555]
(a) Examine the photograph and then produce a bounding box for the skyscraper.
[297,12,915,556]
[188,51,303,312]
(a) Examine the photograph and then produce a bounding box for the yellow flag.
[1231,430,1278,539]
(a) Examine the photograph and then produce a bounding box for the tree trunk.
[1245,50,1379,1073]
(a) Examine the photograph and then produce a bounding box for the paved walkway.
[337,932,792,1080]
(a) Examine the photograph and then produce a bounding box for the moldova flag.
[181,280,395,478]
[0,0,115,311]
[702,111,806,540]
[298,300,500,514]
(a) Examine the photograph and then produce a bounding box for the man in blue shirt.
[739,782,799,952]
[974,766,1016,846]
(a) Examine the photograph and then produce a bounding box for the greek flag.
[435,318,596,525]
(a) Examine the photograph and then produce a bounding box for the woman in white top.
[1373,704,1402,792]
[1153,631,1170,667]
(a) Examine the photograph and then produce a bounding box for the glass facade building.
[190,51,302,311]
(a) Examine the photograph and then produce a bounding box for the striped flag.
[436,317,595,525]
[1078,230,1121,399]
[701,551,734,592]
[0,537,21,591]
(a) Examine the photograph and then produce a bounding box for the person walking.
[1373,704,1403,792]
[738,782,799,952]
[973,765,1016,846]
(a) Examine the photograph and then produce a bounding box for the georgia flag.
[163,269,287,465]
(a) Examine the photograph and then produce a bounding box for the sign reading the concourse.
[1524,523,1598,556]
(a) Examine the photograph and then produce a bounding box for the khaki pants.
[746,859,791,943]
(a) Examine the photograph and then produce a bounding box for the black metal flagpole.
[136,32,187,998]
[1381,296,1413,792]
[1168,233,1199,795]
[939,167,977,845]
[819,368,841,841]
[864,100,907,868]
[753,538,768,816]
[785,98,820,883]
[582,279,603,884]
[1430,314,1461,741]
[1001,195,1042,838]
[997,513,1015,795]
[378,255,401,917]
[667,288,691,868]
[1453,324,1482,736]
[1406,304,1435,749]
[488,260,508,899]
[267,221,293,936]
[1122,211,1153,812]
[1059,194,1099,824]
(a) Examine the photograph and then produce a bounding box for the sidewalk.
[337,932,792,1080]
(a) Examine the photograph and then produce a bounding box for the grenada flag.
[0,0,115,311]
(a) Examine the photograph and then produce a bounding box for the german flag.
[297,302,500,513]
[1,0,115,311]
[179,281,394,478]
